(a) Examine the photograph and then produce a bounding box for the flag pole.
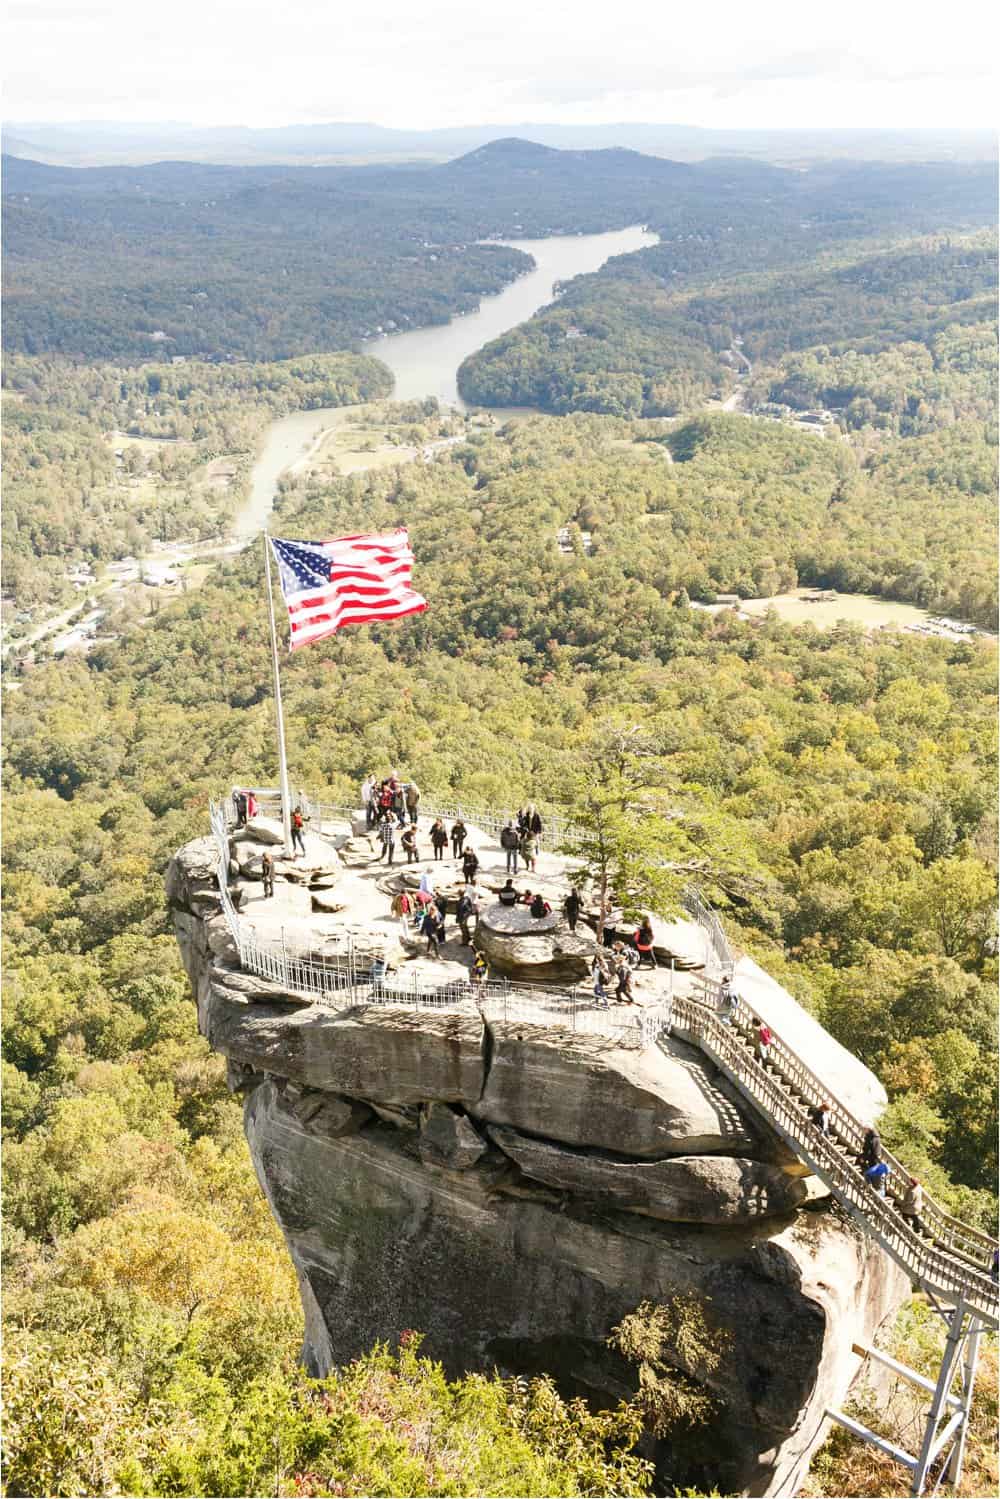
[263,533,293,855]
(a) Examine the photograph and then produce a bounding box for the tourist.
[451,818,468,858]
[378,780,395,819]
[246,791,259,821]
[519,888,534,905]
[634,919,656,968]
[422,902,443,958]
[261,851,275,899]
[900,1177,925,1235]
[718,982,738,1026]
[405,780,421,825]
[291,805,307,858]
[378,815,396,865]
[516,806,529,834]
[592,955,610,1008]
[234,788,248,827]
[809,1100,832,1136]
[418,871,434,899]
[991,1249,998,1284]
[457,888,478,945]
[391,888,412,937]
[462,847,480,885]
[471,950,489,987]
[525,804,543,838]
[563,888,581,932]
[519,826,538,873]
[612,939,638,971]
[615,957,635,1005]
[401,824,419,863]
[860,1127,883,1171]
[362,772,376,827]
[865,1160,890,1197]
[529,892,551,919]
[500,820,520,873]
[430,818,448,861]
[498,879,518,907]
[719,974,738,1015]
[754,1018,772,1066]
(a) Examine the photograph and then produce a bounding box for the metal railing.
[682,887,735,976]
[209,798,668,1049]
[671,991,998,1322]
[690,974,997,1272]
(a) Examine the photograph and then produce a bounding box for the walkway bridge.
[213,789,997,1493]
[673,985,997,1494]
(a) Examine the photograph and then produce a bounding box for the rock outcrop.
[168,834,907,1498]
[486,1124,808,1222]
[474,1020,777,1159]
[474,900,596,981]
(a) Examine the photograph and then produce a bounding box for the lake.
[362,225,658,408]
[239,225,656,535]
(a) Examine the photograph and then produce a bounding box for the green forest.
[2,134,998,1497]
[3,404,998,1492]
[2,353,391,608]
[4,145,995,362]
[458,232,998,424]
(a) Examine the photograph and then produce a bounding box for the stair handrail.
[671,993,998,1322]
[689,977,997,1269]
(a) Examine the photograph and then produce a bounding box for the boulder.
[475,901,597,982]
[339,835,377,868]
[311,891,348,914]
[166,836,221,912]
[420,1103,488,1170]
[367,1100,422,1131]
[201,985,486,1107]
[244,816,286,845]
[245,1078,909,1499]
[473,1021,772,1160]
[488,1125,807,1223]
[282,1083,373,1138]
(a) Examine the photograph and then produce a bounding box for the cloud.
[4,0,997,129]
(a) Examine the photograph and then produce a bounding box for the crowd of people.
[388,870,491,969]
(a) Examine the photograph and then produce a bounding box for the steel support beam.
[850,1343,962,1409]
[944,1313,982,1488]
[825,1408,916,1471]
[911,1299,972,1497]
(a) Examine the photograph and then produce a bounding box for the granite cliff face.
[169,834,907,1497]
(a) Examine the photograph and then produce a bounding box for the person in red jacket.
[633,919,655,968]
[754,1019,772,1065]
[291,805,307,858]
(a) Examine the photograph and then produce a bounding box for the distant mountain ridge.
[4,119,996,168]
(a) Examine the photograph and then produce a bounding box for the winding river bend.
[361,226,657,408]
[239,225,656,535]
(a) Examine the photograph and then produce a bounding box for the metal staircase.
[670,987,997,1494]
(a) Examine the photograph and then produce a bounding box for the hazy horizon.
[4,0,997,132]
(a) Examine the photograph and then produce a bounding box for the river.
[361,225,657,408]
[238,225,656,536]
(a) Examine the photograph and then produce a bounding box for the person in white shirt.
[361,773,376,828]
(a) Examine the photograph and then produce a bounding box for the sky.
[4,0,998,131]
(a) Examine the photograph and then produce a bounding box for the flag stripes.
[269,530,426,649]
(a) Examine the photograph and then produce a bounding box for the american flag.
[269,529,426,649]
